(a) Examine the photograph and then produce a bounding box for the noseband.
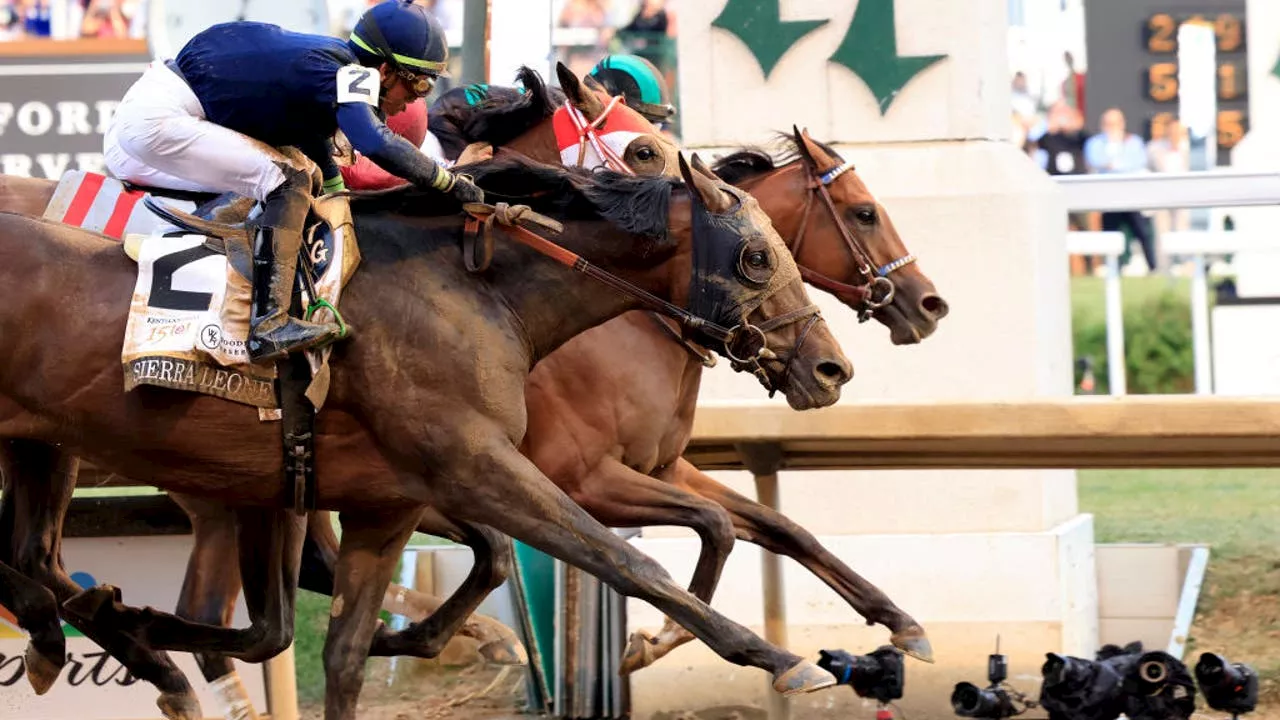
[787,159,917,322]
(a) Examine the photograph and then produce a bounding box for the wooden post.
[737,442,789,720]
[265,644,300,720]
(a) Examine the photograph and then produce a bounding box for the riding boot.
[247,166,345,363]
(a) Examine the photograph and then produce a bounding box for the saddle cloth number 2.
[337,64,380,106]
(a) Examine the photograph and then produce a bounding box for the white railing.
[1056,170,1280,396]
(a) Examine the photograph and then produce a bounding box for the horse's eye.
[747,251,768,268]
[855,209,877,224]
[635,146,656,161]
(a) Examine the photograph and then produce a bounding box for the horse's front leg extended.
[434,438,834,697]
[671,458,933,662]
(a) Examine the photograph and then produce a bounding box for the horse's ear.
[690,153,721,183]
[792,124,817,168]
[557,61,604,117]
[683,153,733,214]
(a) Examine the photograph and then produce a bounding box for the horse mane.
[448,66,566,150]
[710,134,847,185]
[348,156,677,242]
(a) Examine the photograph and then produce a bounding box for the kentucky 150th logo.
[711,0,949,115]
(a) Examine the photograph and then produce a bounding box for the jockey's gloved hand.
[431,167,484,205]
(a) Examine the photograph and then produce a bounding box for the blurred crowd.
[0,0,142,40]
[1014,53,1191,276]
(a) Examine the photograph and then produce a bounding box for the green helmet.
[588,54,675,125]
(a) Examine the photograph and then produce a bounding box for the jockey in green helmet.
[588,54,676,129]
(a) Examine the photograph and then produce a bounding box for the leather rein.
[460,202,801,392]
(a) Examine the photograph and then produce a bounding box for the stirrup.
[305,299,349,339]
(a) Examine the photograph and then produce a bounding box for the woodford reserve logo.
[710,0,949,115]
[0,60,148,179]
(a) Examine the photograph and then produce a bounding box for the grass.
[1080,467,1280,705]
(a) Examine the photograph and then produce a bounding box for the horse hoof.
[619,630,659,676]
[157,690,203,720]
[478,637,528,666]
[24,643,64,695]
[891,625,935,663]
[61,584,120,622]
[773,659,837,696]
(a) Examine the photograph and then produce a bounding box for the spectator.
[21,0,52,38]
[1,0,22,39]
[1147,118,1191,237]
[558,0,606,28]
[1084,108,1158,273]
[1011,71,1037,124]
[80,0,130,38]
[1061,51,1085,118]
[1038,101,1090,228]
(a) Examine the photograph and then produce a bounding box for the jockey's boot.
[247,166,344,364]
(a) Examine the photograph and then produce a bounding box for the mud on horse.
[0,153,852,720]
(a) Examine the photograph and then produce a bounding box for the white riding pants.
[104,62,287,203]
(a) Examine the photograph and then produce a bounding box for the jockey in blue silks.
[104,0,483,362]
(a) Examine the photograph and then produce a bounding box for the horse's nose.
[814,355,853,387]
[920,293,949,320]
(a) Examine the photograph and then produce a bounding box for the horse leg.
[370,507,518,662]
[3,439,202,720]
[0,561,65,694]
[302,509,526,665]
[671,458,934,661]
[66,506,304,663]
[438,442,834,696]
[323,508,420,720]
[168,494,261,720]
[556,457,736,675]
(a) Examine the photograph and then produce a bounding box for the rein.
[785,159,917,322]
[461,202,779,364]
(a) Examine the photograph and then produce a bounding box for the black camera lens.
[1041,653,1092,688]
[952,682,1010,718]
[1195,653,1259,715]
[817,647,904,703]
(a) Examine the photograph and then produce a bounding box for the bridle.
[562,98,637,175]
[555,94,824,395]
[785,158,918,322]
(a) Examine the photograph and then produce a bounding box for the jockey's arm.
[336,102,452,192]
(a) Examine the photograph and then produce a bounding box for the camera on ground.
[817,646,905,704]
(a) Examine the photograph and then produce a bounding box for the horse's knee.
[240,624,292,664]
[692,502,736,558]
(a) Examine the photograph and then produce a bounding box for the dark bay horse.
[0,154,851,720]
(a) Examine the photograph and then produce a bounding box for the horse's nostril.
[921,294,949,319]
[815,359,852,386]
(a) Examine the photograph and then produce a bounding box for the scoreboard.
[1083,0,1248,162]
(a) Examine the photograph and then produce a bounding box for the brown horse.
[3,64,941,712]
[0,153,852,720]
[150,69,948,719]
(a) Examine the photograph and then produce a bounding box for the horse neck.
[352,202,690,368]
[500,118,563,166]
[492,210,690,364]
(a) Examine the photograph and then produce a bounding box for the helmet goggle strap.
[352,10,447,93]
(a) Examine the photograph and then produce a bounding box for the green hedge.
[1071,276,1198,394]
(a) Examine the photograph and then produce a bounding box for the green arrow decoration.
[711,0,829,79]
[1272,52,1280,81]
[828,0,948,115]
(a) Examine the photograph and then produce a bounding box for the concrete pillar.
[1225,0,1280,298]
[626,1,1094,718]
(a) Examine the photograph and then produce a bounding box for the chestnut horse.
[0,154,852,720]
